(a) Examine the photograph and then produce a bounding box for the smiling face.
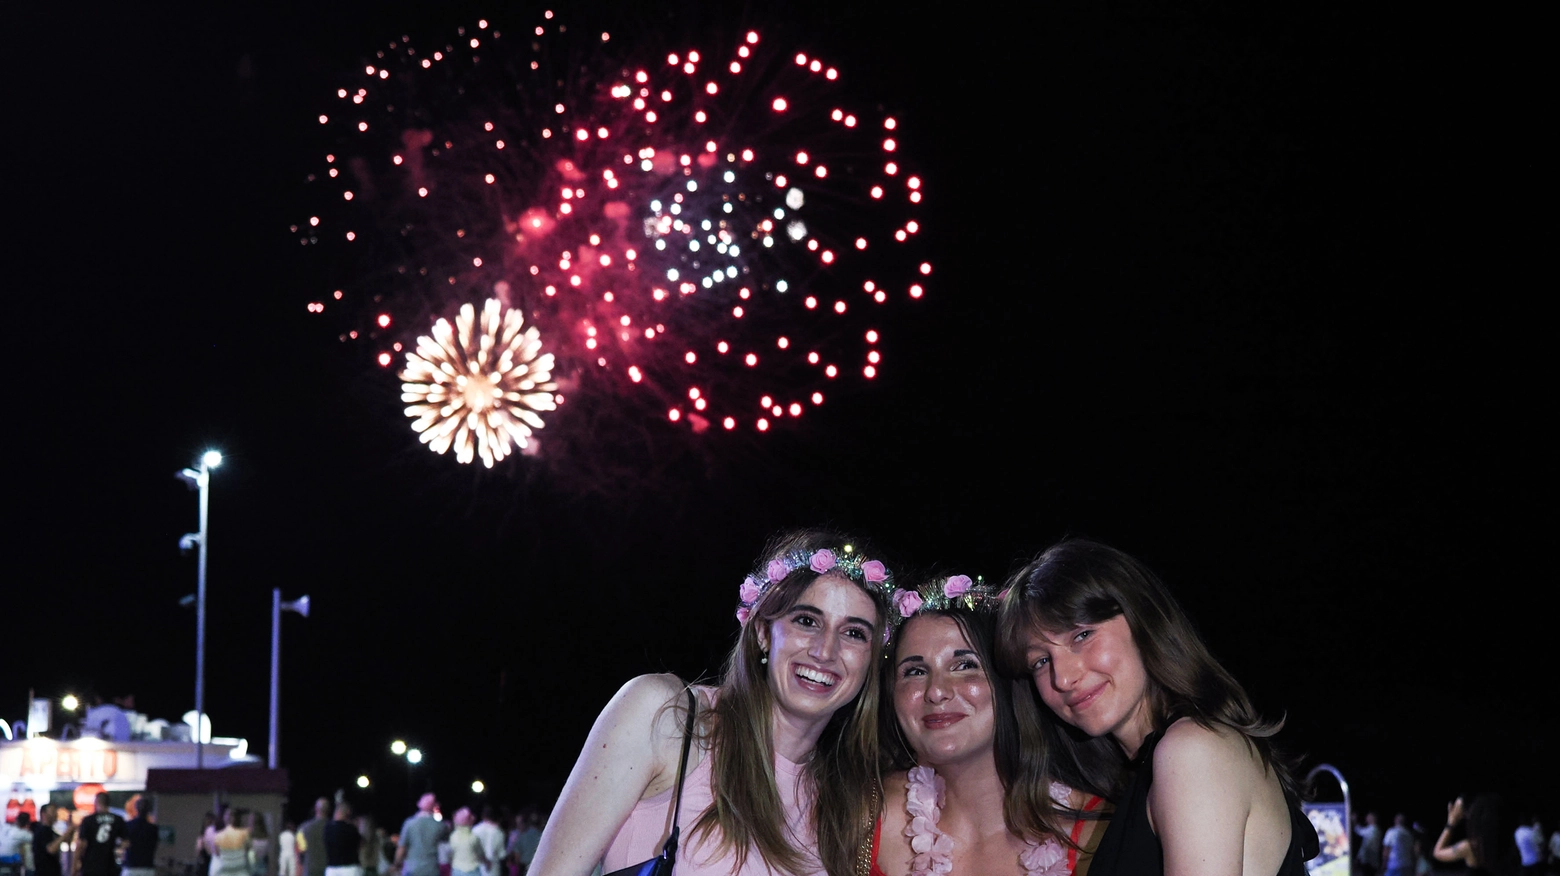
[893,613,996,767]
[1024,614,1154,753]
[758,573,880,733]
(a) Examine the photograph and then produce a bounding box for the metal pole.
[269,588,281,769]
[1306,764,1352,864]
[196,461,210,769]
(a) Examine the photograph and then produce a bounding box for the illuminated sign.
[0,739,251,791]
[20,746,119,781]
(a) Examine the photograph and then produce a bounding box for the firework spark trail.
[300,11,931,462]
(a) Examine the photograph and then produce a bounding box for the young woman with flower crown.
[995,539,1319,876]
[870,574,1112,876]
[530,530,896,876]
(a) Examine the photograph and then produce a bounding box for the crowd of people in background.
[277,795,545,876]
[1,790,547,876]
[0,793,159,876]
[1353,796,1560,876]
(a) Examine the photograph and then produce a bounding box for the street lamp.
[470,780,484,794]
[356,775,371,789]
[176,449,222,768]
[391,743,423,795]
[268,590,310,769]
[61,694,80,712]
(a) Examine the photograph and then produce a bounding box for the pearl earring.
[761,653,768,664]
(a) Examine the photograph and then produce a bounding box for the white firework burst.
[401,299,558,467]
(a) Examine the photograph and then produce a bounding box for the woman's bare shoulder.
[1157,717,1257,765]
[604,674,699,739]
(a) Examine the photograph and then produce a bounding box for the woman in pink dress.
[531,530,897,876]
[871,575,1111,876]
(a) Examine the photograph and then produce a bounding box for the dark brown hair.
[881,598,1111,846]
[691,529,889,876]
[995,538,1300,798]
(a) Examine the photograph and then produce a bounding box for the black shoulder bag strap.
[658,687,699,867]
[602,687,698,876]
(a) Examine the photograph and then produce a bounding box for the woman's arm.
[1148,721,1251,876]
[1432,798,1467,864]
[528,674,691,876]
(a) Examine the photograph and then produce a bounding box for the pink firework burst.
[299,12,931,453]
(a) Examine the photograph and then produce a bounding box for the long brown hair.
[995,538,1300,798]
[691,529,889,876]
[881,600,1110,846]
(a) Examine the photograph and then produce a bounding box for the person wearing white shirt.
[1356,811,1384,876]
[278,824,298,876]
[1514,815,1542,875]
[468,811,503,876]
[0,814,34,861]
[1383,814,1417,876]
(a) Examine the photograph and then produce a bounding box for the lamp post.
[389,742,424,794]
[178,449,222,768]
[269,590,310,769]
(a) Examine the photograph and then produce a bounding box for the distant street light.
[268,590,310,769]
[406,748,423,765]
[356,775,371,789]
[470,780,484,794]
[391,740,407,756]
[176,449,222,768]
[61,695,80,712]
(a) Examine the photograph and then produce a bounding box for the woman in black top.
[997,539,1318,876]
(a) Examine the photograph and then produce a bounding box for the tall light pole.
[269,590,310,769]
[178,449,222,768]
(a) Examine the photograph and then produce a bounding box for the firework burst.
[400,298,558,467]
[301,10,931,461]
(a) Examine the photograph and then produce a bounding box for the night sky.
[13,0,1551,834]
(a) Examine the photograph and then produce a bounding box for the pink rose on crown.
[739,577,762,605]
[766,559,789,582]
[735,607,751,624]
[861,559,887,583]
[809,549,837,573]
[893,588,923,617]
[942,575,972,598]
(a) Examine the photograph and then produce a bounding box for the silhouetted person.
[30,804,76,876]
[72,794,125,876]
[123,797,159,876]
[322,801,362,876]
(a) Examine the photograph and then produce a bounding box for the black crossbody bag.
[603,688,698,876]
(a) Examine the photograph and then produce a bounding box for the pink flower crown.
[887,574,1006,626]
[736,545,896,631]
